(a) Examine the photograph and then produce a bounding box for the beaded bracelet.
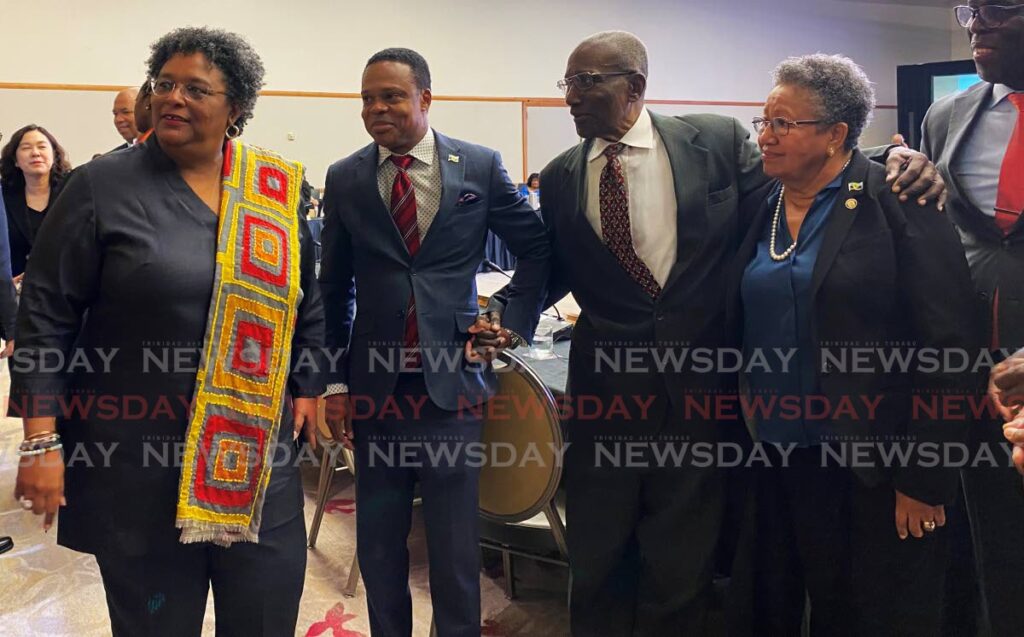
[18,434,62,455]
[17,443,63,457]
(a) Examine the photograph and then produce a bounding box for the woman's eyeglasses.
[149,79,228,103]
[751,117,822,136]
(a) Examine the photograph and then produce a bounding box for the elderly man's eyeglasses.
[557,71,638,95]
[150,79,228,103]
[752,117,822,136]
[955,4,1024,28]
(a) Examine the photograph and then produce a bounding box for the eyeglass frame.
[556,71,640,94]
[954,4,1024,28]
[149,78,230,103]
[751,116,824,136]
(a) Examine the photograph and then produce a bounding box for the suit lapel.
[809,151,870,300]
[418,131,465,259]
[946,83,991,168]
[652,112,707,295]
[356,144,410,260]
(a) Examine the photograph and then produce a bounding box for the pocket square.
[456,192,481,206]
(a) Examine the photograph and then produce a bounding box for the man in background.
[922,4,1024,634]
[110,87,138,151]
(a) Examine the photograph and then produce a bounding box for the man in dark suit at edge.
[922,3,1024,635]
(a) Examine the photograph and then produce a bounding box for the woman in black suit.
[0,124,71,278]
[728,54,979,636]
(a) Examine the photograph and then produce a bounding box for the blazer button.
[396,310,405,318]
[1002,239,1011,249]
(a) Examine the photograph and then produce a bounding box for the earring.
[827,146,835,157]
[226,123,241,139]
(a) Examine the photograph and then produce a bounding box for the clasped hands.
[988,352,1024,475]
[464,310,512,364]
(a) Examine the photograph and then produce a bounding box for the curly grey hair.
[772,54,875,150]
[146,27,265,133]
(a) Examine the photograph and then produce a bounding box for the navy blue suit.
[319,129,549,636]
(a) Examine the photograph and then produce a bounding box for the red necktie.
[390,155,421,369]
[994,94,1024,234]
[599,143,662,298]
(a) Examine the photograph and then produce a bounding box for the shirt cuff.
[324,383,349,396]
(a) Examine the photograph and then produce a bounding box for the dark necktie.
[599,143,661,298]
[390,155,421,369]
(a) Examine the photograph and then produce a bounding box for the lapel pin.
[848,182,863,192]
[448,154,460,163]
[845,198,858,210]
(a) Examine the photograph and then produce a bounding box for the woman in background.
[0,124,71,278]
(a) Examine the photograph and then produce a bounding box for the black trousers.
[93,513,306,637]
[744,446,949,637]
[564,406,725,636]
[962,415,1024,637]
[353,373,482,637]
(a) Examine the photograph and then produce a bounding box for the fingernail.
[918,199,926,206]
[892,185,901,193]
[44,525,50,533]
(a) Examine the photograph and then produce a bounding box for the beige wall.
[0,0,960,185]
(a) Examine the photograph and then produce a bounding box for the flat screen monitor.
[932,73,982,102]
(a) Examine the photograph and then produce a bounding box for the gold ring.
[923,521,937,532]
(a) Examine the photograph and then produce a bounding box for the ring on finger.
[923,520,937,532]
[19,497,33,510]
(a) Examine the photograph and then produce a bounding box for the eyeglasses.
[955,4,1024,28]
[752,117,823,136]
[556,71,638,95]
[149,78,228,103]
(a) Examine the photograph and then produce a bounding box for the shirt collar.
[378,128,436,167]
[991,84,1023,109]
[768,168,847,206]
[588,108,656,162]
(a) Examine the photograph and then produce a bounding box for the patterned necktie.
[390,155,421,369]
[599,143,662,298]
[995,94,1024,234]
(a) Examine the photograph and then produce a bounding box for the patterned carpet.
[0,363,570,636]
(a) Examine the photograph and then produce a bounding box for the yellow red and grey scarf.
[175,140,304,546]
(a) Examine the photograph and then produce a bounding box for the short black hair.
[146,27,265,133]
[366,47,431,91]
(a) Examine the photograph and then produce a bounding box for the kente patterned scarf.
[176,140,304,546]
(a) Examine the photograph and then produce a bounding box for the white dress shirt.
[955,84,1022,217]
[586,108,677,286]
[377,128,442,239]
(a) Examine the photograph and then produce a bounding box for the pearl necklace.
[769,158,852,262]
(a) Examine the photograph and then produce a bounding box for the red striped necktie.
[390,155,421,370]
[994,94,1024,234]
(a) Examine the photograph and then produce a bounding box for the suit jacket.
[319,130,550,412]
[531,111,769,435]
[0,184,16,338]
[5,181,63,277]
[727,151,980,505]
[921,81,1024,350]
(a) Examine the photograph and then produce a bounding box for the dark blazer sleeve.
[486,156,571,324]
[483,150,550,342]
[288,178,327,398]
[8,168,101,417]
[317,162,356,386]
[888,193,981,505]
[0,188,17,339]
[7,196,31,278]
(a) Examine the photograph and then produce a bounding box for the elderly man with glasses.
[491,30,944,635]
[922,3,1024,635]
